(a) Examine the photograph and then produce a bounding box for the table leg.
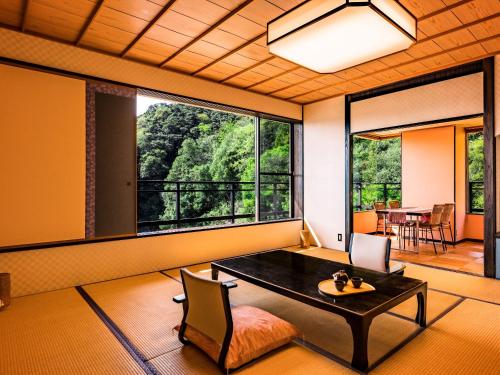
[416,219,420,253]
[416,288,427,328]
[383,214,387,237]
[211,267,219,281]
[345,316,372,371]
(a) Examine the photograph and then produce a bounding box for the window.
[352,136,401,211]
[467,131,484,214]
[137,94,302,233]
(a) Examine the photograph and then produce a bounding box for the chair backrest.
[349,233,391,273]
[429,204,445,225]
[373,201,386,220]
[441,203,454,224]
[180,269,232,346]
[388,200,400,209]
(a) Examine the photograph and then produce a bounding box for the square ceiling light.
[267,0,416,73]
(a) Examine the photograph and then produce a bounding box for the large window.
[137,94,301,233]
[352,136,401,211]
[467,130,484,214]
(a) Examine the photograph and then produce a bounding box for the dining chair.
[388,200,400,209]
[373,201,386,234]
[418,204,445,254]
[173,269,299,372]
[349,233,405,274]
[440,203,455,252]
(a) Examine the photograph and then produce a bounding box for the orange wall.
[0,64,86,246]
[402,126,455,241]
[464,214,484,240]
[455,127,466,241]
[353,211,377,234]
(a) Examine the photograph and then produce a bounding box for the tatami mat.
[292,246,500,304]
[371,299,500,375]
[149,343,357,375]
[82,272,184,361]
[163,263,237,282]
[389,289,461,322]
[0,288,145,375]
[229,280,419,366]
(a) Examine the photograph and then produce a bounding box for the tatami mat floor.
[1,246,499,374]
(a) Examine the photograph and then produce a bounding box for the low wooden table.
[211,250,427,371]
[376,207,432,252]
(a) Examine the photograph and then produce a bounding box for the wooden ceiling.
[0,0,498,104]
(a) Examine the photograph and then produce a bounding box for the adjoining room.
[0,1,499,375]
[353,116,485,275]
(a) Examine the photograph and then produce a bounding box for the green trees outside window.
[467,131,484,213]
[353,136,401,211]
[136,97,296,233]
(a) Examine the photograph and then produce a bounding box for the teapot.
[332,269,349,284]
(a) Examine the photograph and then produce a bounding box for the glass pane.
[467,131,484,213]
[352,136,401,211]
[137,96,255,233]
[260,174,290,221]
[259,119,290,173]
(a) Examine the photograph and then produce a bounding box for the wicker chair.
[373,201,387,234]
[419,204,445,254]
[388,200,400,209]
[440,203,455,252]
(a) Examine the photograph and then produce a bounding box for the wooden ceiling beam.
[245,66,300,89]
[121,0,177,58]
[271,13,500,99]
[417,0,473,22]
[295,34,499,103]
[219,56,275,83]
[75,0,105,46]
[191,32,266,75]
[20,0,30,32]
[159,0,254,67]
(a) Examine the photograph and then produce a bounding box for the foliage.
[137,101,291,230]
[467,131,484,212]
[352,136,401,210]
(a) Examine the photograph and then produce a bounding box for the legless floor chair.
[349,233,405,275]
[174,269,299,373]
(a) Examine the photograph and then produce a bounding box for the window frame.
[465,128,484,215]
[136,91,302,234]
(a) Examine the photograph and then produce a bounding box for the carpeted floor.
[0,247,499,375]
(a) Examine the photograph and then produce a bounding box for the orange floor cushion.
[176,305,300,369]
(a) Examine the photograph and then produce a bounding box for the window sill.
[0,218,303,254]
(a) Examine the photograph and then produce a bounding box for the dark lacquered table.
[211,250,427,371]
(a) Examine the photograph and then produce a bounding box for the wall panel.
[0,64,85,246]
[0,28,302,120]
[351,73,483,133]
[304,96,345,250]
[0,220,302,297]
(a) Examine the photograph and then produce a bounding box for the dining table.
[375,207,432,252]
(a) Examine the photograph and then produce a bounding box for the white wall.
[304,96,346,250]
[351,73,483,133]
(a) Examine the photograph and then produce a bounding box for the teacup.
[334,280,346,292]
[351,276,363,288]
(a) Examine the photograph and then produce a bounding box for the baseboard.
[454,238,484,244]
